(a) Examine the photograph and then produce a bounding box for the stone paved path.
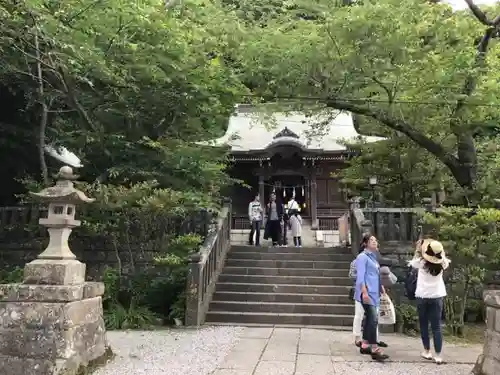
[213,327,482,375]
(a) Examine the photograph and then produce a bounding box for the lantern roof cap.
[30,166,95,204]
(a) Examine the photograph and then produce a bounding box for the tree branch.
[463,0,498,26]
[34,26,49,186]
[325,98,462,173]
[448,1,500,188]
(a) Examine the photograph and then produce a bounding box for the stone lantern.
[24,165,95,285]
[0,166,108,375]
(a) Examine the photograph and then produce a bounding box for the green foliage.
[101,233,201,329]
[1,0,245,205]
[395,303,418,335]
[423,207,500,335]
[0,267,23,283]
[104,302,160,331]
[232,0,500,193]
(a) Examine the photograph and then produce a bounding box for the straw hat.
[421,239,446,264]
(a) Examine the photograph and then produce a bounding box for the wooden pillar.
[310,175,318,229]
[259,175,265,208]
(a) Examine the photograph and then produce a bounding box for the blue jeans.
[417,297,443,353]
[362,303,378,345]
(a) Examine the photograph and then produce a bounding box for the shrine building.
[207,104,381,234]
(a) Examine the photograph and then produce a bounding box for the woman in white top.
[288,209,302,247]
[409,239,450,365]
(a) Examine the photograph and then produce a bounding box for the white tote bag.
[378,294,396,325]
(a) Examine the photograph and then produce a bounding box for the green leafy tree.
[0,0,246,203]
[423,208,500,335]
[234,0,500,201]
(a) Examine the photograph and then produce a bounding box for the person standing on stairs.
[289,208,302,247]
[354,234,389,361]
[264,192,284,246]
[248,194,263,246]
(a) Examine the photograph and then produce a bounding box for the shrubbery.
[102,234,201,330]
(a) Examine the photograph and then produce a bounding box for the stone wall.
[0,243,160,280]
[473,290,500,375]
[378,242,414,305]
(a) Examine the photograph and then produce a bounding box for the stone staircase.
[205,245,355,327]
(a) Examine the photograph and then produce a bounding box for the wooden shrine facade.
[228,138,351,230]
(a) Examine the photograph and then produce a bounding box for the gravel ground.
[94,326,244,375]
[329,362,475,375]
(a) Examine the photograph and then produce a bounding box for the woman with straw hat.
[409,239,450,365]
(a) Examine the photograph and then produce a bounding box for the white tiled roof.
[205,106,383,152]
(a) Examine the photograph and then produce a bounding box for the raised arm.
[442,257,451,270]
[408,257,422,269]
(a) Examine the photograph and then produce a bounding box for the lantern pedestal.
[0,166,109,375]
[24,259,86,285]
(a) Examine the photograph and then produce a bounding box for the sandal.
[377,341,388,348]
[355,341,362,348]
[359,346,372,355]
[371,349,389,362]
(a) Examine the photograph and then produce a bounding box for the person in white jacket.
[288,209,302,247]
[409,239,450,365]
[248,194,263,246]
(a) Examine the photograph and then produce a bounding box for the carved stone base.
[0,282,107,375]
[24,259,86,285]
[473,290,500,375]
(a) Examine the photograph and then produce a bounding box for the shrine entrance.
[262,152,310,216]
[267,175,308,216]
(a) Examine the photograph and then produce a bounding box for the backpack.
[405,266,418,300]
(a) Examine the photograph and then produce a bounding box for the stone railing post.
[0,166,108,375]
[473,290,500,375]
[185,203,232,327]
[185,253,203,326]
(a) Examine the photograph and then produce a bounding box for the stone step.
[230,245,352,254]
[215,282,351,295]
[205,311,354,326]
[213,291,353,304]
[218,274,352,286]
[227,252,352,262]
[206,322,352,330]
[222,267,349,278]
[209,301,355,315]
[225,259,350,270]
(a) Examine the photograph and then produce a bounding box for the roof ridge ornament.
[273,126,300,139]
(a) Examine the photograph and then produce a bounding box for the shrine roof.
[203,104,384,152]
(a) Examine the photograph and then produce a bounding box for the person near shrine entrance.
[248,194,263,246]
[264,192,284,246]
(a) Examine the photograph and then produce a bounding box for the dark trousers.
[362,303,378,345]
[268,220,281,245]
[293,236,302,246]
[249,220,261,246]
[282,220,288,245]
[417,297,443,353]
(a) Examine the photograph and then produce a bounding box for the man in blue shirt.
[355,234,389,361]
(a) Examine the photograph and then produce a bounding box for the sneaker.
[434,355,444,365]
[421,351,433,360]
